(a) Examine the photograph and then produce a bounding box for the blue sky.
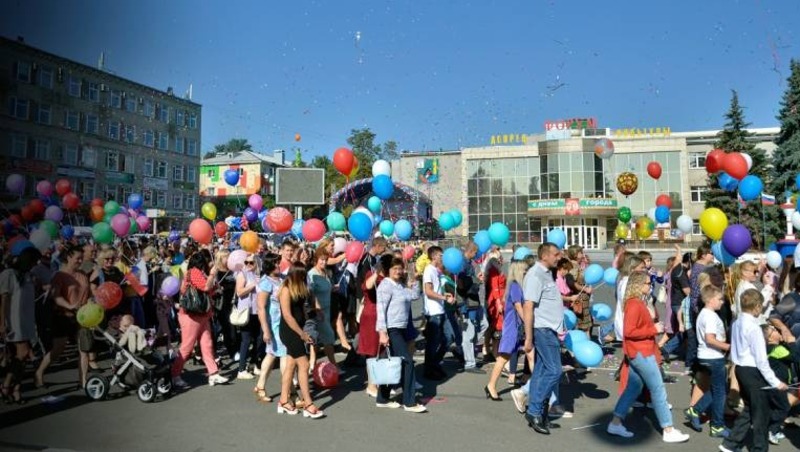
[2,0,798,159]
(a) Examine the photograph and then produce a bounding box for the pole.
[761,200,767,251]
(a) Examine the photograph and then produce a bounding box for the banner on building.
[417,159,439,184]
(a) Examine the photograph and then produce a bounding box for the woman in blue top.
[253,253,284,403]
[308,247,337,367]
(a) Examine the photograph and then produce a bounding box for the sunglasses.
[245,260,255,265]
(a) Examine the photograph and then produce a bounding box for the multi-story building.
[0,36,202,227]
[199,149,286,216]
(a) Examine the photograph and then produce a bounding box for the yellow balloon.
[699,207,728,241]
[201,202,217,221]
[77,303,105,329]
[615,224,629,239]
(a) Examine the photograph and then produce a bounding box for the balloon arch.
[329,178,433,226]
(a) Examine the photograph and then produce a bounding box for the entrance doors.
[542,219,601,249]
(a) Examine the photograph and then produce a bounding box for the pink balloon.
[136,215,151,232]
[36,180,54,197]
[160,276,180,297]
[228,249,247,272]
[44,205,63,222]
[110,213,130,237]
[333,237,347,255]
[345,241,365,263]
[248,194,263,211]
[402,245,415,261]
[302,219,326,242]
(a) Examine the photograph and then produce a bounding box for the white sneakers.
[208,373,229,386]
[607,422,634,438]
[510,388,527,413]
[237,371,255,380]
[403,404,427,413]
[662,428,690,443]
[376,401,402,409]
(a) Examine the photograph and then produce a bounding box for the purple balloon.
[5,174,25,195]
[261,216,271,232]
[44,205,64,222]
[243,207,258,223]
[160,276,180,297]
[168,230,180,243]
[721,224,752,258]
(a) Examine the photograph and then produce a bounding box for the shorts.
[77,328,94,353]
[52,315,77,340]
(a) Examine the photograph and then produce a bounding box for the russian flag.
[737,194,746,209]
[762,193,776,206]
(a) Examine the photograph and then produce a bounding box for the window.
[106,150,119,171]
[63,144,78,165]
[86,114,99,134]
[143,130,154,147]
[158,132,168,150]
[81,147,96,168]
[143,100,154,117]
[186,166,196,183]
[690,185,708,203]
[65,111,79,130]
[110,90,121,108]
[159,105,169,123]
[88,82,100,102]
[9,98,29,119]
[11,135,27,158]
[123,154,135,173]
[119,186,132,204]
[174,136,184,153]
[156,191,166,207]
[37,104,51,125]
[172,193,184,209]
[125,97,137,113]
[78,181,95,201]
[16,61,31,82]
[104,184,117,201]
[108,121,120,140]
[207,187,216,196]
[38,67,53,88]
[188,113,197,129]
[34,140,50,160]
[176,109,185,126]
[68,76,81,97]
[689,152,706,169]
[125,125,135,143]
[156,161,168,179]
[144,158,154,177]
[187,139,197,156]
[173,164,184,181]
[185,194,196,211]
[143,189,152,204]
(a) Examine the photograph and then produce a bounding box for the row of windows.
[14,61,198,128]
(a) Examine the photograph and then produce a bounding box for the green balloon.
[617,207,632,223]
[92,222,114,244]
[77,303,104,328]
[104,211,114,224]
[40,220,59,239]
[104,200,121,216]
[129,220,139,235]
[326,212,346,231]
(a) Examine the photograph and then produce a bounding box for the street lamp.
[776,202,799,258]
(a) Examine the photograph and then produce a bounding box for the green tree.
[346,128,399,179]
[212,138,253,156]
[768,59,800,205]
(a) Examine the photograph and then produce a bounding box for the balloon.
[103,211,114,224]
[333,237,347,255]
[348,212,373,241]
[160,276,180,297]
[796,173,800,191]
[136,215,151,232]
[10,240,34,256]
[655,206,670,224]
[372,175,394,200]
[90,205,105,223]
[742,153,753,171]
[646,161,662,180]
[240,230,260,253]
[594,138,615,159]
[647,207,658,223]
[372,159,391,177]
[295,133,301,142]
[36,180,54,197]
[188,219,213,244]
[333,147,355,176]
[591,303,612,321]
[326,212,346,231]
[345,241,365,263]
[721,224,752,258]
[699,208,728,241]
[584,264,604,286]
[29,199,46,216]
[438,212,455,231]
[474,230,491,253]
[379,220,394,237]
[766,251,783,270]
[712,241,735,266]
[92,222,114,244]
[402,245,416,261]
[302,219,326,242]
[5,174,25,194]
[655,194,672,209]
[29,228,51,252]
[95,282,123,310]
[21,206,36,223]
[248,194,263,211]
[197,202,215,221]
[706,149,724,173]
[635,217,654,239]
[546,228,567,249]
[792,211,800,231]
[676,215,693,234]
[353,207,376,226]
[348,156,360,179]
[39,220,58,239]
[44,205,63,222]
[717,171,736,192]
[128,193,143,210]
[228,249,247,271]
[110,213,130,237]
[442,247,464,274]
[312,361,339,389]
[513,246,532,261]
[564,330,587,351]
[723,152,748,180]
[104,201,121,216]
[394,219,413,241]
[223,168,240,186]
[213,221,228,237]
[738,175,763,202]
[603,268,619,286]
[450,210,463,227]
[617,207,632,223]
[564,310,577,330]
[128,221,138,235]
[266,208,293,234]
[168,230,181,243]
[291,219,305,240]
[90,198,104,208]
[573,341,604,367]
[55,179,71,196]
[61,225,74,240]
[367,196,382,214]
[616,172,638,196]
[243,207,258,223]
[261,216,271,232]
[76,303,104,329]
[488,222,510,247]
[62,193,80,210]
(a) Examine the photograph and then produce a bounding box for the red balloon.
[723,152,748,180]
[266,208,293,234]
[8,215,22,228]
[20,206,35,223]
[89,205,105,223]
[188,219,213,244]
[62,193,80,210]
[301,219,326,242]
[29,199,46,216]
[55,179,72,197]
[95,282,123,310]
[345,241,365,263]
[312,361,339,389]
[646,161,662,180]
[332,147,355,176]
[655,194,673,209]
[215,221,228,237]
[705,149,725,173]
[90,198,104,208]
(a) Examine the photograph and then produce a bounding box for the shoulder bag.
[180,284,210,314]
[229,298,250,326]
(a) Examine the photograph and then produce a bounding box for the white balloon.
[676,214,693,234]
[742,153,753,171]
[372,159,391,177]
[353,207,376,226]
[333,237,347,254]
[766,250,783,270]
[795,243,800,269]
[647,207,657,222]
[792,211,800,231]
[30,228,51,252]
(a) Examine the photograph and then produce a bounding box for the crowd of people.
[1,233,800,450]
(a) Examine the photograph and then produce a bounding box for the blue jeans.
[460,307,484,368]
[693,358,727,428]
[378,328,417,407]
[423,314,446,373]
[443,310,465,364]
[685,328,698,370]
[613,353,673,428]
[526,328,561,417]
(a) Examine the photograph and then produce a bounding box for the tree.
[768,59,800,205]
[346,128,399,179]
[212,138,253,156]
[203,150,216,159]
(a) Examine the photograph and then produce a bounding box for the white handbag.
[230,297,250,327]
[366,348,402,386]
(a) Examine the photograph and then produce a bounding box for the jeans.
[129,296,146,328]
[443,310,465,364]
[460,307,484,368]
[693,358,727,428]
[612,353,673,428]
[378,328,417,407]
[684,328,698,370]
[723,366,771,452]
[662,332,682,356]
[423,314,446,373]
[526,328,561,417]
[238,314,263,372]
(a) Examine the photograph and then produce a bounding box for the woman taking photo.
[307,248,338,366]
[358,253,392,397]
[235,253,262,380]
[253,253,285,402]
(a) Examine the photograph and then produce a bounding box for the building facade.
[199,149,286,215]
[0,36,202,227]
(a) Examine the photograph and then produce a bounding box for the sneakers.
[718,445,739,452]
[208,373,229,386]
[376,401,402,409]
[710,426,730,438]
[390,388,402,397]
[172,376,189,389]
[234,352,240,361]
[237,371,255,380]
[252,366,261,376]
[403,404,427,413]
[607,422,634,438]
[684,407,703,432]
[548,405,573,419]
[768,431,785,445]
[510,388,527,414]
[662,428,690,443]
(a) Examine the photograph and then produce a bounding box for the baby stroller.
[84,329,172,403]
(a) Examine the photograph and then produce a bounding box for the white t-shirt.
[614,276,629,341]
[696,308,726,360]
[423,264,443,316]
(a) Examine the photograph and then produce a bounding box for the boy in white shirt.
[684,286,730,438]
[422,246,454,380]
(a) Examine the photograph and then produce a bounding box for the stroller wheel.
[156,377,172,395]
[137,381,156,403]
[85,375,110,401]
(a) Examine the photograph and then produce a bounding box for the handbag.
[366,347,402,386]
[656,284,668,304]
[229,299,250,326]
[180,284,210,314]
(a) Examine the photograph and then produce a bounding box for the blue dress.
[308,268,336,346]
[258,275,286,357]
[497,282,523,355]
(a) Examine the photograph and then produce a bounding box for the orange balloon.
[294,133,301,142]
[90,198,105,208]
[188,219,213,244]
[239,230,259,253]
[90,205,105,223]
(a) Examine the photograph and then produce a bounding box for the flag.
[761,193,776,206]
[737,194,746,209]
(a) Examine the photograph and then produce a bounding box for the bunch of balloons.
[437,209,463,232]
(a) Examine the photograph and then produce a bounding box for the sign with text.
[528,198,618,213]
[544,117,597,131]
[143,177,169,190]
[490,134,529,146]
[565,198,580,216]
[612,127,671,138]
[105,171,134,184]
[416,158,440,184]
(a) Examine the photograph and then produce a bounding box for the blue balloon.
[61,225,75,240]
[450,210,463,227]
[374,215,382,224]
[564,310,577,330]
[168,230,180,243]
[602,268,619,286]
[590,303,612,322]
[224,168,240,187]
[128,193,143,210]
[291,219,305,240]
[564,330,587,351]
[546,228,567,249]
[474,230,492,253]
[243,207,258,223]
[372,175,394,200]
[442,247,464,274]
[348,212,373,241]
[712,240,735,266]
[258,209,268,224]
[738,175,763,202]
[488,222,510,246]
[394,219,413,241]
[573,341,604,367]
[438,212,455,231]
[796,173,800,191]
[718,171,738,192]
[379,220,394,237]
[513,246,532,261]
[584,264,604,286]
[11,240,34,257]
[655,205,670,224]
[367,196,382,214]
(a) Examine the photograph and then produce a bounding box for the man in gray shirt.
[522,242,564,435]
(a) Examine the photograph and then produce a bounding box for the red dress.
[486,265,506,331]
[357,271,383,357]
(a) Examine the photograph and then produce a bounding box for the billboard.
[275,168,325,205]
[416,158,439,184]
